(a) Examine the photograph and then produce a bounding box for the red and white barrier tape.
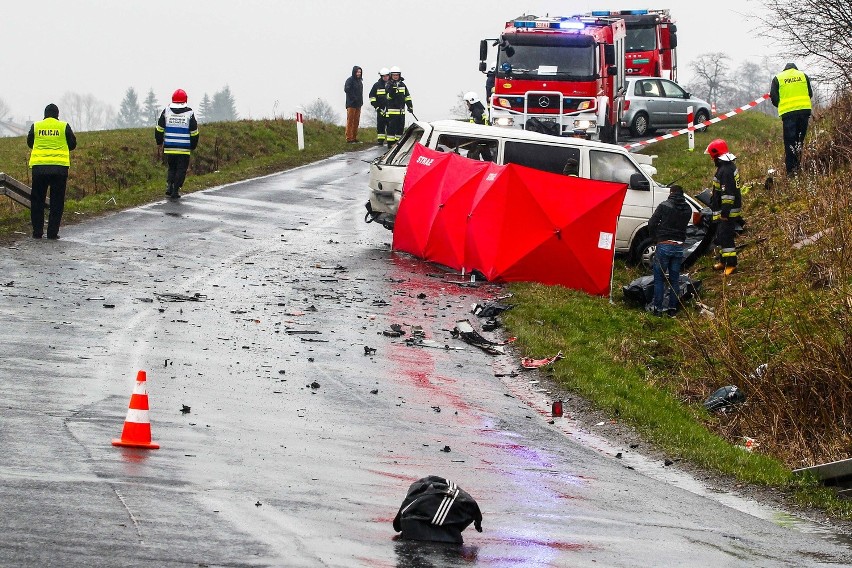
[622,93,770,150]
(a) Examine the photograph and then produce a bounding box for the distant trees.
[758,0,852,88]
[688,53,730,110]
[449,91,469,120]
[59,92,114,131]
[685,53,779,116]
[197,93,212,122]
[302,98,340,124]
[116,87,144,128]
[200,86,238,122]
[142,88,159,125]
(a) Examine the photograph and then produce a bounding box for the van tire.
[630,112,650,137]
[629,231,656,270]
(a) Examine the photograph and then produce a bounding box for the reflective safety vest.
[29,118,70,167]
[162,107,196,155]
[776,68,811,116]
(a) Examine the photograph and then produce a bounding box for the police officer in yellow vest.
[26,103,77,239]
[770,63,813,176]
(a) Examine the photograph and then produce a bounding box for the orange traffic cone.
[112,370,160,449]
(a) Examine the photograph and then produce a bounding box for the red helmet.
[172,88,188,104]
[704,139,729,159]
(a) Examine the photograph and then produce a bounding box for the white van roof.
[421,120,632,154]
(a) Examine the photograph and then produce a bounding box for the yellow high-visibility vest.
[776,68,811,116]
[29,118,70,167]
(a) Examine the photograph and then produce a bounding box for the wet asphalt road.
[1,150,851,567]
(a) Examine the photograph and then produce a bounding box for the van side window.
[388,126,425,166]
[504,142,581,175]
[589,150,642,186]
[434,134,498,162]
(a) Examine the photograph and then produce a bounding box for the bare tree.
[360,108,377,128]
[301,98,340,125]
[0,97,10,121]
[688,53,731,108]
[58,92,115,131]
[758,0,852,88]
[449,91,469,120]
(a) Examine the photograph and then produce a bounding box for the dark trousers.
[782,110,810,175]
[715,219,737,267]
[652,243,683,312]
[167,154,191,192]
[376,110,388,142]
[386,112,405,145]
[30,172,67,238]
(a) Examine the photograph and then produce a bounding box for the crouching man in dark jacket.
[647,185,692,316]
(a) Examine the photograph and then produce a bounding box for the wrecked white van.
[365,120,709,266]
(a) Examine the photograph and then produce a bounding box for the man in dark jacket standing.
[368,68,390,145]
[27,103,77,239]
[646,184,692,316]
[344,66,363,143]
[705,138,741,275]
[770,63,812,175]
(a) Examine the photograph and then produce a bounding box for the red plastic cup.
[552,401,563,417]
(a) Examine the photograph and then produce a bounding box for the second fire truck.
[585,9,678,80]
[479,14,626,142]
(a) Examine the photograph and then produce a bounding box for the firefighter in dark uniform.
[155,88,199,199]
[463,92,489,125]
[385,66,413,147]
[369,68,390,145]
[27,103,77,239]
[705,139,741,275]
[770,62,813,175]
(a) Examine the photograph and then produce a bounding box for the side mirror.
[479,39,488,62]
[608,65,618,77]
[630,173,650,191]
[479,61,487,73]
[684,92,691,99]
[604,44,616,66]
[669,32,678,48]
[505,45,515,58]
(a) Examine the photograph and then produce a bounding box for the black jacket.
[386,77,413,112]
[648,191,691,243]
[368,78,387,111]
[393,476,483,544]
[468,101,488,125]
[710,160,741,218]
[344,66,363,109]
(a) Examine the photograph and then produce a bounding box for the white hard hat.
[390,66,401,74]
[379,67,390,75]
[464,92,480,104]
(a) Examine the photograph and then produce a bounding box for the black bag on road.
[393,476,483,544]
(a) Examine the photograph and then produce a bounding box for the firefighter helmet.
[464,92,480,105]
[704,139,729,159]
[172,89,188,104]
[390,66,401,74]
[379,67,390,76]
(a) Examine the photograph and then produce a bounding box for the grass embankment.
[0,120,367,236]
[505,106,852,517]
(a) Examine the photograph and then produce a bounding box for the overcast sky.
[2,0,775,126]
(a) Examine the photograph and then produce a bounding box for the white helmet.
[390,66,401,74]
[379,67,390,75]
[464,92,480,104]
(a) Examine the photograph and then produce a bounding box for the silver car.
[620,77,711,137]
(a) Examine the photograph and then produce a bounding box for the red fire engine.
[585,9,678,80]
[479,14,626,142]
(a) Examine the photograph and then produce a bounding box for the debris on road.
[440,446,451,452]
[364,346,377,355]
[370,389,379,394]
[382,323,405,337]
[181,405,191,414]
[452,320,505,355]
[472,300,513,318]
[481,318,502,331]
[155,292,207,302]
[309,381,320,389]
[285,329,321,335]
[521,352,564,369]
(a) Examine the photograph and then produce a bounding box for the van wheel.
[630,112,649,137]
[629,232,656,271]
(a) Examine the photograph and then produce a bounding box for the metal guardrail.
[0,172,46,208]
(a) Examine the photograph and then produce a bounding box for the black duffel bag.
[393,476,483,544]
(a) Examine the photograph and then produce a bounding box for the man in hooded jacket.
[344,66,363,143]
[646,185,692,316]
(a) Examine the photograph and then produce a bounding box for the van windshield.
[387,125,424,166]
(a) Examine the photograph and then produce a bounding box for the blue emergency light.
[558,20,584,29]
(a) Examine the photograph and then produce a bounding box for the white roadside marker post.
[296,112,305,151]
[687,106,695,152]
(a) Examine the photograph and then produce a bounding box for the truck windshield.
[497,44,595,79]
[626,25,657,52]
